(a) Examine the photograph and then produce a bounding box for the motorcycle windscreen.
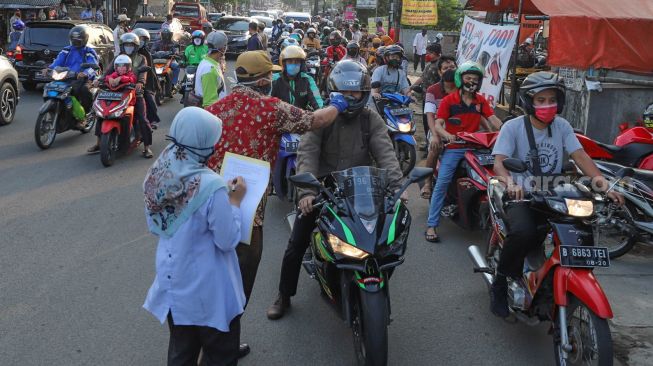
[332,166,388,234]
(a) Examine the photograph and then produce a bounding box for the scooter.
[92,74,142,167]
[592,160,653,258]
[371,83,417,177]
[34,64,98,149]
[272,133,301,202]
[576,124,653,169]
[152,50,178,104]
[438,131,498,229]
[289,166,432,366]
[305,50,321,82]
[179,64,197,107]
[468,158,632,366]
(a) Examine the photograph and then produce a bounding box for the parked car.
[283,12,311,24]
[0,54,18,125]
[172,1,208,32]
[215,16,251,57]
[208,12,226,23]
[133,16,185,44]
[249,10,276,19]
[13,20,115,91]
[252,16,274,39]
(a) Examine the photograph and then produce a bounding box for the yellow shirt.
[303,37,322,50]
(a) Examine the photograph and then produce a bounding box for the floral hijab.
[143,107,225,238]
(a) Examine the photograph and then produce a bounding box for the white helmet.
[114,54,132,71]
[435,33,444,41]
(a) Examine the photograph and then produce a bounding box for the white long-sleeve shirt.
[413,33,427,55]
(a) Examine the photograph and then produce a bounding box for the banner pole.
[509,0,524,114]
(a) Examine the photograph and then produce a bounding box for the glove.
[329,92,349,113]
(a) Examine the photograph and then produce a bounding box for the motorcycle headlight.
[51,70,68,81]
[546,199,568,215]
[565,199,593,217]
[327,234,369,259]
[398,122,411,133]
[155,66,164,74]
[468,167,486,187]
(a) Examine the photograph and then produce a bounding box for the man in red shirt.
[205,50,349,357]
[425,61,502,242]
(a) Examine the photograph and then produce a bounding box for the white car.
[283,12,311,24]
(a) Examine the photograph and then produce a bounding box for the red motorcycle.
[92,82,137,167]
[437,131,498,230]
[468,158,632,365]
[576,123,653,169]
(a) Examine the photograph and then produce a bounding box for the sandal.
[143,148,154,159]
[87,144,100,154]
[425,229,440,243]
[420,185,432,200]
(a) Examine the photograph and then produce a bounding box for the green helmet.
[455,61,484,89]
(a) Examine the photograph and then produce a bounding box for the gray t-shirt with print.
[492,116,583,189]
[371,65,409,94]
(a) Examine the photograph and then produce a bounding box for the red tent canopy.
[464,0,653,73]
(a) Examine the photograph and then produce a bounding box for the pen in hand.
[230,178,238,192]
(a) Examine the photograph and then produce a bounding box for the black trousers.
[421,98,429,141]
[167,313,240,366]
[135,96,152,146]
[278,210,319,297]
[236,226,263,305]
[71,79,93,113]
[497,202,547,278]
[145,90,161,123]
[413,53,425,71]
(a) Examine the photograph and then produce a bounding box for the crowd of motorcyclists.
[26,9,650,366]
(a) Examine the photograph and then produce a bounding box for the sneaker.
[266,293,291,320]
[490,276,510,318]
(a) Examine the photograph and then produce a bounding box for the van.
[171,2,208,32]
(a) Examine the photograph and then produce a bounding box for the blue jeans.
[170,60,180,85]
[427,148,468,228]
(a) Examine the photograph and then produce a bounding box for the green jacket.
[197,56,224,107]
[184,44,208,66]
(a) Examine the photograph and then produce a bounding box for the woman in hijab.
[142,107,247,365]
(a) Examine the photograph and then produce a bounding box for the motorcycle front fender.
[554,266,613,319]
[638,154,653,170]
[39,99,57,115]
[393,133,416,146]
[101,119,122,134]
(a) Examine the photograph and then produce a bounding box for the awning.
[464,0,653,74]
[0,0,59,9]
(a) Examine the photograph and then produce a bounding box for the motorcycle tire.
[594,203,638,259]
[34,110,57,149]
[164,78,173,98]
[553,296,613,366]
[100,129,118,167]
[395,140,416,177]
[80,111,96,134]
[352,290,388,366]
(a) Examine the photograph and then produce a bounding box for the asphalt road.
[0,64,557,365]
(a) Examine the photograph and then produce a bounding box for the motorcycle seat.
[596,142,621,153]
[601,142,653,167]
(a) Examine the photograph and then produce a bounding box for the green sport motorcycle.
[289,166,432,366]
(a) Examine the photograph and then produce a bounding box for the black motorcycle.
[289,166,431,366]
[34,64,98,149]
[179,64,198,107]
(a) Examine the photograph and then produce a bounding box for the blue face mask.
[285,63,301,76]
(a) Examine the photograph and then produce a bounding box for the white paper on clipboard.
[220,152,270,245]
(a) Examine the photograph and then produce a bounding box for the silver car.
[0,53,18,125]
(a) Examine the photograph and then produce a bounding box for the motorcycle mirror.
[289,172,322,189]
[616,167,634,179]
[371,81,381,89]
[502,158,528,173]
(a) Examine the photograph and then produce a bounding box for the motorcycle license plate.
[477,153,495,166]
[559,245,610,268]
[97,91,123,101]
[285,141,299,153]
[390,108,411,116]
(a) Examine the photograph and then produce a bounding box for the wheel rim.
[39,112,56,145]
[1,87,15,121]
[594,207,634,253]
[565,305,601,365]
[83,111,96,132]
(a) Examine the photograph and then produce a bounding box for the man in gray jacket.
[266,60,403,319]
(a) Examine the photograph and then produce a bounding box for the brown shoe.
[266,293,291,320]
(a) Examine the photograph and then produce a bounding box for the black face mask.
[347,50,357,57]
[165,136,215,163]
[388,59,401,68]
[462,81,479,93]
[252,83,272,95]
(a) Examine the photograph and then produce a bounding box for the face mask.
[140,40,145,48]
[124,46,135,55]
[347,50,357,57]
[462,81,479,93]
[253,83,272,96]
[193,38,202,46]
[388,59,400,68]
[534,103,558,124]
[166,136,216,163]
[308,34,314,38]
[285,63,300,76]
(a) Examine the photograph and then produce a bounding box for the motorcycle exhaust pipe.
[467,245,494,288]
